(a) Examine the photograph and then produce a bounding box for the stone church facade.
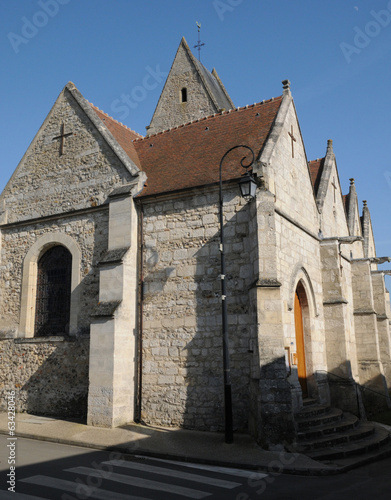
[1,38,391,445]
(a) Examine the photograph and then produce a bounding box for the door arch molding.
[288,264,318,317]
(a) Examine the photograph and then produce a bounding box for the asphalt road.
[0,435,391,499]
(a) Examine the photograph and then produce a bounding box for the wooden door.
[294,292,308,396]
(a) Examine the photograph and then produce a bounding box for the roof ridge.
[88,101,144,138]
[136,95,283,142]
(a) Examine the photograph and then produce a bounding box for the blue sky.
[1,0,391,279]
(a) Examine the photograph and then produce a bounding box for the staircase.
[292,399,391,466]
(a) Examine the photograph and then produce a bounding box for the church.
[1,38,391,448]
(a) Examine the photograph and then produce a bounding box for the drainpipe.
[135,202,144,423]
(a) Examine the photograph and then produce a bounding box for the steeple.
[146,37,235,136]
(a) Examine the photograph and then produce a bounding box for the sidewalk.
[0,412,338,475]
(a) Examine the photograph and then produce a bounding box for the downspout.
[135,201,144,423]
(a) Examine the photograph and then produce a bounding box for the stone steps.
[297,413,359,441]
[295,406,343,430]
[307,425,390,461]
[292,402,391,465]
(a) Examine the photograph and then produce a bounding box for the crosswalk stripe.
[65,466,212,499]
[19,475,151,500]
[103,459,241,489]
[0,492,45,500]
[135,456,269,479]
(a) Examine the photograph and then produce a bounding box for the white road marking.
[134,456,269,479]
[19,475,151,500]
[103,459,242,488]
[65,466,212,499]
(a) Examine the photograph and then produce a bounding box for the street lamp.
[218,145,256,444]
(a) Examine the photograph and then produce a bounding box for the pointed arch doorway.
[294,285,308,397]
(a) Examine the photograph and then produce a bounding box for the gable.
[0,83,141,225]
[321,162,349,237]
[146,38,235,136]
[261,93,319,233]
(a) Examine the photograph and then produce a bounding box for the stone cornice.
[256,278,282,288]
[91,301,122,318]
[274,207,319,241]
[323,298,348,306]
[0,204,108,230]
[353,309,376,316]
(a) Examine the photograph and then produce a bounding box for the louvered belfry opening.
[34,245,72,337]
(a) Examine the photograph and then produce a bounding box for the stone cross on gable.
[288,125,297,158]
[52,123,73,156]
[331,176,337,203]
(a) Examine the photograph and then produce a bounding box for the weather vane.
[194,21,205,62]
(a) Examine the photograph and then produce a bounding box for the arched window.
[34,245,72,336]
[181,87,187,103]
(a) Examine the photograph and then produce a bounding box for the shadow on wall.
[141,189,256,434]
[325,360,391,420]
[1,214,112,421]
[18,338,89,420]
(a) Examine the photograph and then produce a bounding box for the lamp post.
[218,145,257,444]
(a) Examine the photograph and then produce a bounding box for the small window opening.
[181,87,187,103]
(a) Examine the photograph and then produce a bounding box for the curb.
[0,428,341,476]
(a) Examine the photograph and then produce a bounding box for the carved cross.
[52,123,73,156]
[288,125,297,158]
[331,176,337,203]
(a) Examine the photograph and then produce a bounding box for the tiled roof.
[133,97,283,197]
[89,104,142,168]
[308,158,324,196]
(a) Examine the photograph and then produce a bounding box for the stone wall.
[141,186,253,432]
[276,213,326,378]
[0,337,89,418]
[0,210,109,337]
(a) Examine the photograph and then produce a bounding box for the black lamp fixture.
[238,170,257,200]
[218,144,256,444]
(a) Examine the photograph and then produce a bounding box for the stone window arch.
[34,245,72,336]
[19,232,81,338]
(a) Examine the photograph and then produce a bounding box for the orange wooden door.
[294,292,308,396]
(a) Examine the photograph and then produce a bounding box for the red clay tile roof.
[89,97,283,197]
[89,104,142,168]
[134,97,283,197]
[308,158,324,196]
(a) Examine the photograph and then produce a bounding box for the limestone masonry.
[1,38,390,446]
